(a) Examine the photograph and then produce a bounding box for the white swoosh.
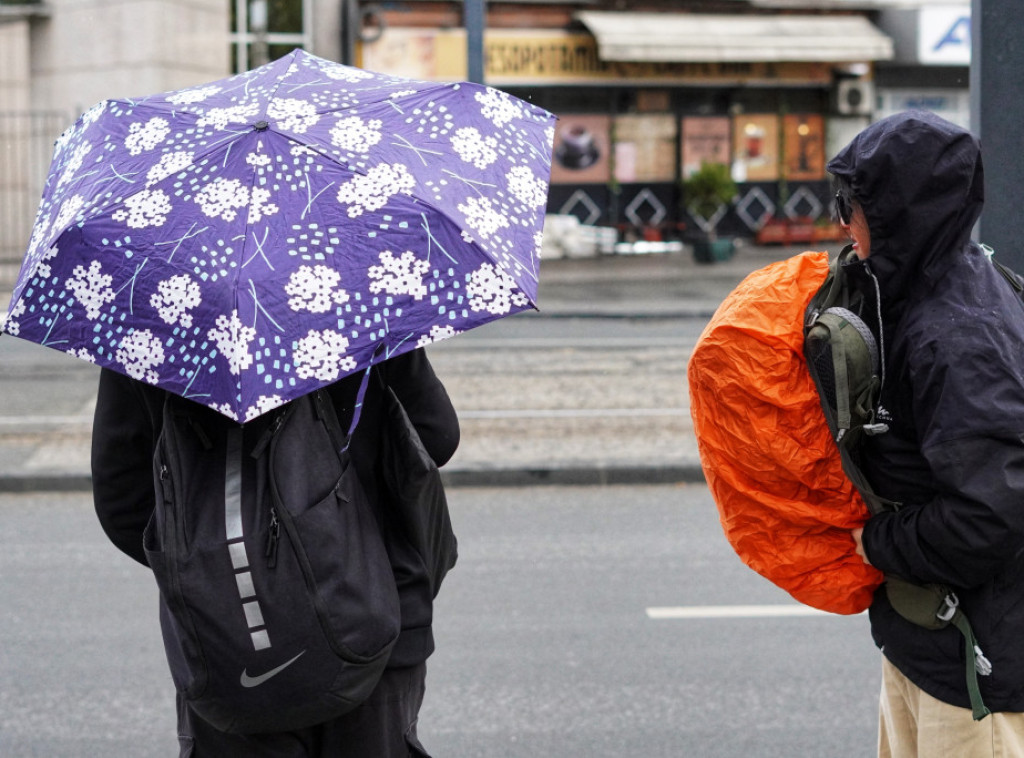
[239,650,306,688]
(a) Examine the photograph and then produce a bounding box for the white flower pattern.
[67,260,116,319]
[368,251,429,300]
[196,178,249,222]
[117,329,165,383]
[146,151,194,186]
[111,189,173,228]
[268,98,321,133]
[285,266,350,313]
[336,163,415,217]
[458,196,511,240]
[294,329,357,381]
[467,263,529,315]
[507,166,548,209]
[417,324,461,348]
[476,88,524,127]
[125,117,171,155]
[330,115,384,153]
[208,310,257,375]
[151,274,202,327]
[451,127,498,169]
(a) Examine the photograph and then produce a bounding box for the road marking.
[433,337,690,349]
[646,605,865,619]
[460,408,687,419]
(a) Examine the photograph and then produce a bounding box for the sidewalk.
[0,242,818,491]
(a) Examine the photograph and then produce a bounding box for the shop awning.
[574,12,894,63]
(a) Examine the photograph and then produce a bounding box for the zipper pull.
[265,508,280,569]
[251,411,287,459]
[158,464,174,503]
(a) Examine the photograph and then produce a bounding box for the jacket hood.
[826,110,984,305]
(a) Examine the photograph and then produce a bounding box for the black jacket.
[828,111,1024,711]
[91,347,459,669]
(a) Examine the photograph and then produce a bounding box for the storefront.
[359,10,893,243]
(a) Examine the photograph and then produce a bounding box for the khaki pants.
[879,656,1024,758]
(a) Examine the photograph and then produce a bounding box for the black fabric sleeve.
[91,368,158,566]
[382,348,460,467]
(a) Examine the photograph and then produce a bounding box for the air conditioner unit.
[836,80,875,116]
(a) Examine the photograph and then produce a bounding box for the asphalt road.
[0,484,880,758]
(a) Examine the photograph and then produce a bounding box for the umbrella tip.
[254,120,269,132]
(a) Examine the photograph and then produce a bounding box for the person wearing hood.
[829,111,1024,756]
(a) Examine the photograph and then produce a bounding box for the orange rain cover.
[688,251,884,614]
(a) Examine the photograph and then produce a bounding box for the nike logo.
[239,650,306,688]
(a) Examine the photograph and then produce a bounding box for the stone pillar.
[0,20,38,289]
[465,0,485,84]
[32,0,230,114]
[971,0,1024,269]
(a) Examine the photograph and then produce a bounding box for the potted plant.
[682,161,737,263]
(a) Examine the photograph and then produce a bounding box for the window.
[229,0,311,73]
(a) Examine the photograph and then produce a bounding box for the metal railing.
[0,111,69,290]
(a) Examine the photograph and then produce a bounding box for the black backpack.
[144,386,401,734]
[804,244,1003,721]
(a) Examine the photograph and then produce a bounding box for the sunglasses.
[834,191,853,225]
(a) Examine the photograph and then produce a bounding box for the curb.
[0,464,708,493]
[440,463,707,488]
[0,473,94,494]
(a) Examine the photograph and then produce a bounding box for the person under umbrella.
[5,50,554,756]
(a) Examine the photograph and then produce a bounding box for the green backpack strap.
[885,577,992,720]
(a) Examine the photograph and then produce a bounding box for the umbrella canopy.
[2,49,555,421]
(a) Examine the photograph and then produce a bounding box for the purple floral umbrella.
[2,49,555,421]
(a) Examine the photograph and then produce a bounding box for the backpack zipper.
[265,508,280,569]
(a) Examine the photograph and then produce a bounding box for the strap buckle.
[936,592,959,623]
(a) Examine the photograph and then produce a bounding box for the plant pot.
[692,237,735,263]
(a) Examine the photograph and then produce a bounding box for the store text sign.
[361,29,831,85]
[919,6,970,65]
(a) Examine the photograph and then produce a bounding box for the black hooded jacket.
[827,111,1024,712]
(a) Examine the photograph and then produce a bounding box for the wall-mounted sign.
[361,28,833,85]
[919,6,971,65]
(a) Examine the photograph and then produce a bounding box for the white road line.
[460,408,687,419]
[433,337,689,349]
[646,605,865,619]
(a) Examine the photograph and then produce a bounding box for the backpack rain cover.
[688,251,884,614]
